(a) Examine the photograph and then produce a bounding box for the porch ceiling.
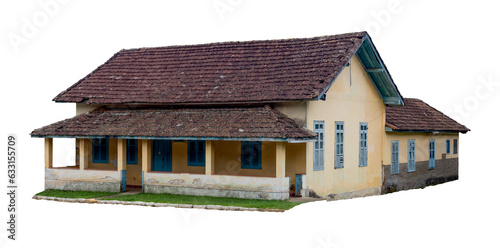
[30,105,317,142]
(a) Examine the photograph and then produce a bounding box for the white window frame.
[313,121,324,171]
[391,140,399,174]
[335,121,344,169]
[359,123,368,167]
[408,139,416,172]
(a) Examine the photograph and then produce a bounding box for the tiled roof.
[386,98,469,133]
[30,106,316,141]
[53,32,367,104]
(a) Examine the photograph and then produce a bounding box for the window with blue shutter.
[446,139,450,154]
[92,138,109,164]
[359,123,368,167]
[408,140,415,172]
[241,141,261,169]
[429,139,435,169]
[390,140,399,174]
[335,121,344,169]
[313,121,324,171]
[188,140,205,166]
[126,139,138,164]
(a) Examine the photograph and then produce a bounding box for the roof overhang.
[354,35,404,106]
[30,106,317,142]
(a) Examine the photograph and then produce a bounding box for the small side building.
[382,98,469,193]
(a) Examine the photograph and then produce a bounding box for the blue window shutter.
[313,121,324,171]
[241,141,261,169]
[335,121,344,169]
[126,139,138,164]
[188,140,205,166]
[429,139,435,169]
[92,138,109,164]
[391,141,399,174]
[446,140,450,154]
[359,123,368,167]
[408,140,415,172]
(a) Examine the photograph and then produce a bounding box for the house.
[31,32,469,200]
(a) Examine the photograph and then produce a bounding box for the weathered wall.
[305,55,385,197]
[45,168,121,192]
[382,132,460,193]
[143,172,290,200]
[382,158,459,193]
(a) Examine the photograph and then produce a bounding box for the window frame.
[359,122,368,167]
[313,121,325,171]
[453,139,458,154]
[92,138,109,164]
[241,141,262,170]
[126,139,138,165]
[188,140,206,167]
[408,139,416,172]
[335,121,344,169]
[390,140,399,174]
[446,139,450,154]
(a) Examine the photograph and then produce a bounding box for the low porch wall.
[144,172,290,200]
[45,168,121,192]
[382,157,459,193]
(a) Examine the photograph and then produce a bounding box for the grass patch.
[35,190,119,199]
[107,193,303,210]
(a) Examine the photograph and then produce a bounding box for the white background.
[1,0,499,247]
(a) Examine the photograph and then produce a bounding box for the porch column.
[276,142,286,178]
[205,140,215,175]
[44,138,53,168]
[117,139,127,191]
[142,140,151,189]
[79,138,88,170]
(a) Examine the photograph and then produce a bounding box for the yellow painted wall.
[274,101,307,126]
[76,103,102,115]
[75,138,144,185]
[286,143,307,184]
[171,141,205,174]
[213,141,276,177]
[304,55,385,196]
[383,132,460,165]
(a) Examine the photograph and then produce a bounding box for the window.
[453,139,458,154]
[429,139,435,169]
[313,121,324,171]
[359,123,368,167]
[391,140,399,174]
[126,139,138,164]
[188,140,205,166]
[92,138,109,163]
[335,121,344,169]
[241,141,261,169]
[446,139,450,154]
[408,140,416,172]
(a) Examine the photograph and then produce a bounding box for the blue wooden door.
[295,174,302,197]
[152,140,172,172]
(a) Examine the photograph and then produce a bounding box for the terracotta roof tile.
[386,98,469,133]
[53,32,367,104]
[30,106,316,141]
